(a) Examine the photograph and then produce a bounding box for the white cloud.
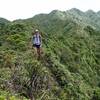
[0,0,100,21]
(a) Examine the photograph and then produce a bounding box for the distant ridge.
[0,17,10,24]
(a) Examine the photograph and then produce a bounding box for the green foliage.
[91,88,100,100]
[0,9,100,100]
[6,33,26,50]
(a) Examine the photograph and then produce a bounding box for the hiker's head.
[35,29,39,33]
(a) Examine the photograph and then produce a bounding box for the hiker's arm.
[40,35,42,44]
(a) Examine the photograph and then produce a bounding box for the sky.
[0,0,100,21]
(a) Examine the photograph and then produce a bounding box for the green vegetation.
[0,9,100,100]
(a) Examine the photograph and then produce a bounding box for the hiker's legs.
[37,47,41,59]
[33,44,41,59]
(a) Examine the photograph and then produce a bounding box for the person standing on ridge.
[32,29,42,59]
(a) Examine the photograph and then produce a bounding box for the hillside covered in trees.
[0,8,100,100]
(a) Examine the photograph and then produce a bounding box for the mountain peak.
[85,10,96,15]
[50,10,61,14]
[0,17,10,24]
[69,8,83,13]
[69,8,81,12]
[50,10,64,16]
[97,11,100,16]
[50,10,66,20]
[68,8,84,16]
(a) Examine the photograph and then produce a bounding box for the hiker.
[32,29,42,59]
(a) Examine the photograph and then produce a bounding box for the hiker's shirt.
[33,33,41,45]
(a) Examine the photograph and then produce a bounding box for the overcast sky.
[0,0,100,21]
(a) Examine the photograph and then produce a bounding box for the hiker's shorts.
[33,44,40,48]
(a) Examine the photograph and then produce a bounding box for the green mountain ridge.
[0,17,10,23]
[0,8,100,100]
[28,8,100,31]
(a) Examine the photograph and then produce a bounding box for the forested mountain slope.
[0,9,100,100]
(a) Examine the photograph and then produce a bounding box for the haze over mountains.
[0,8,100,99]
